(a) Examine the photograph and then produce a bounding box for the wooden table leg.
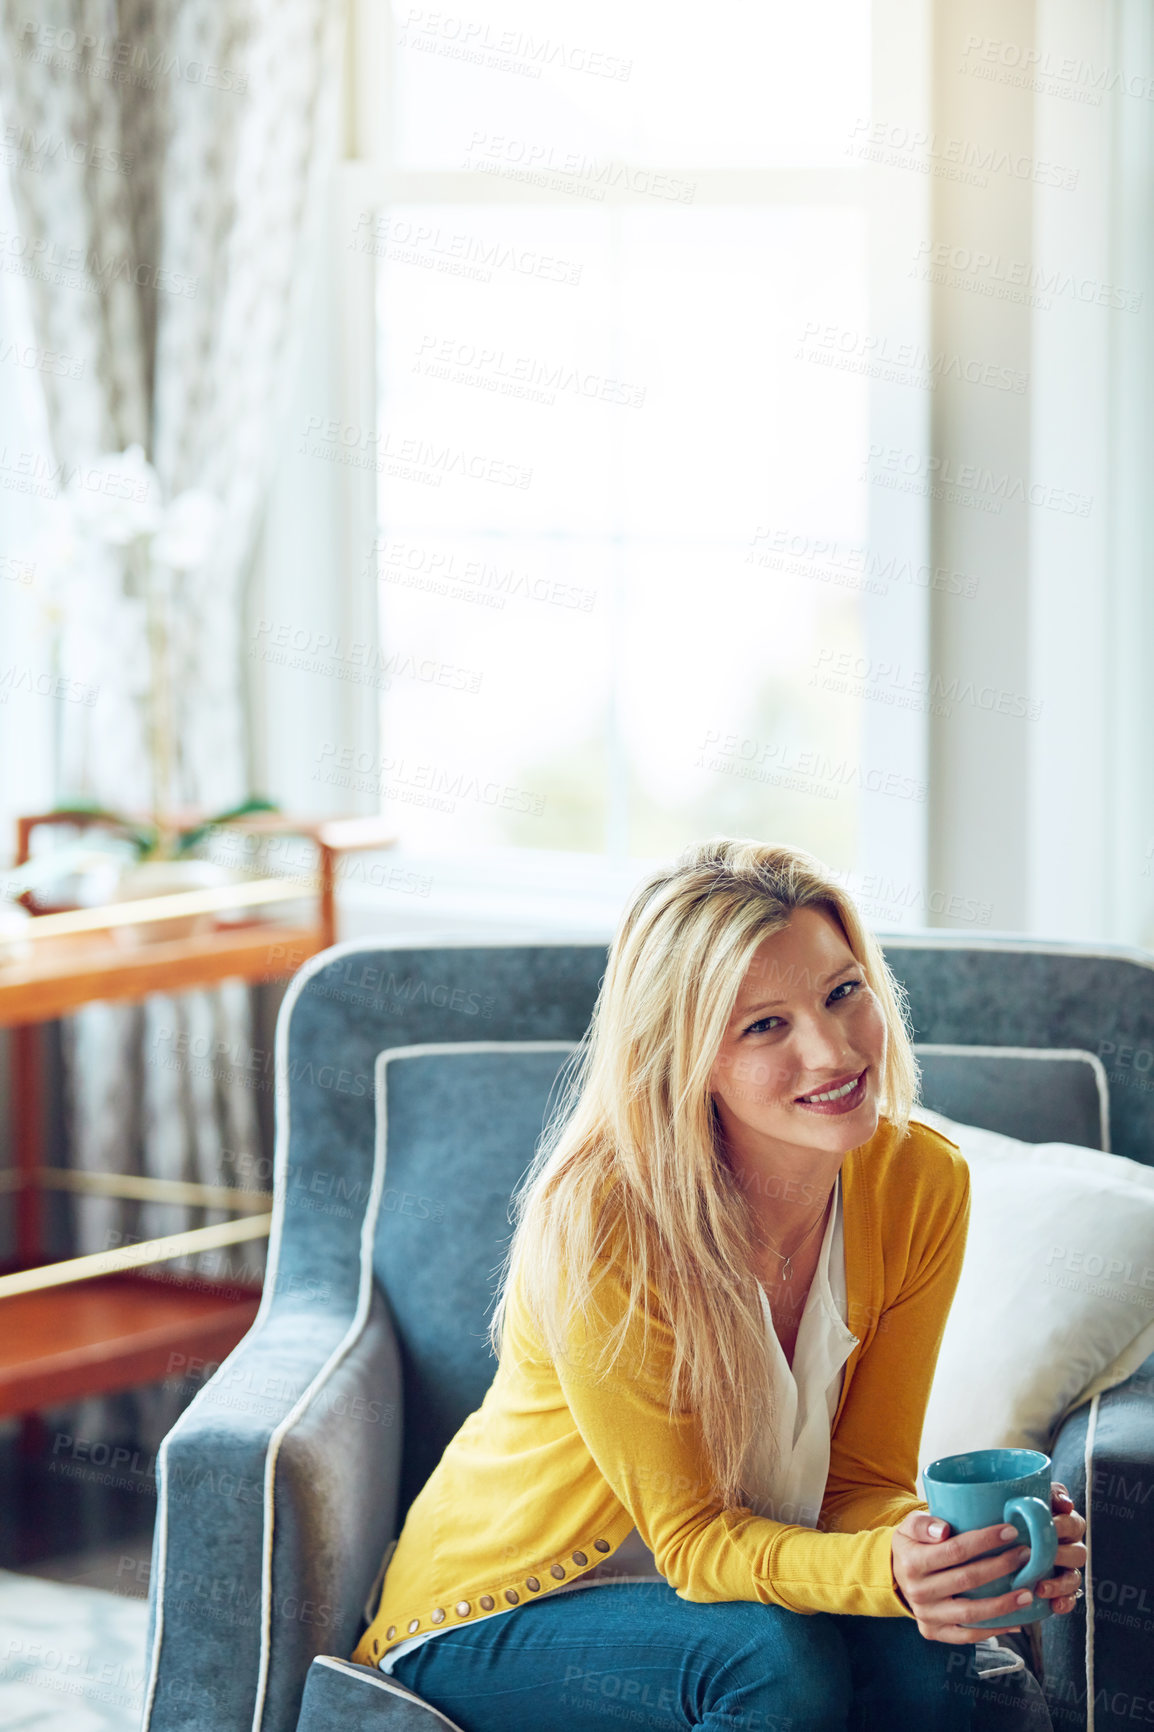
[12,1021,46,1449]
[13,1023,43,1268]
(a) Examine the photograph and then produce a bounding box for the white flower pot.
[0,904,32,964]
[110,860,240,945]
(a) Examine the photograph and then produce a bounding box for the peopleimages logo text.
[864,444,1092,517]
[911,240,1143,313]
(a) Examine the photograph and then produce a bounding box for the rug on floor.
[0,1567,148,1731]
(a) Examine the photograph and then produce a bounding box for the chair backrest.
[912,1044,1109,1150]
[372,1042,576,1517]
[879,933,1154,1165]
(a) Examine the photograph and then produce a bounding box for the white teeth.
[800,1073,862,1104]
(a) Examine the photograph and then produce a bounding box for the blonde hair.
[488,837,919,1511]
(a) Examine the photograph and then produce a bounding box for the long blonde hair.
[488,837,919,1510]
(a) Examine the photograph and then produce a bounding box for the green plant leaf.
[173,795,281,856]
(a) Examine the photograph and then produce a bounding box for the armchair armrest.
[1044,1351,1154,1732]
[142,1287,402,1732]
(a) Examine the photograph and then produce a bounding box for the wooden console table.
[0,809,395,1419]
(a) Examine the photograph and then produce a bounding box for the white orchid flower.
[152,488,223,570]
[64,443,166,546]
[27,445,223,589]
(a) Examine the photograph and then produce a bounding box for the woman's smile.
[794,1066,870,1115]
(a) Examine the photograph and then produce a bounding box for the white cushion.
[913,1109,1154,1472]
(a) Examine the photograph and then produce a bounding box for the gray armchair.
[139,935,1154,1732]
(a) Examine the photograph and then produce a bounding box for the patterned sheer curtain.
[0,0,343,1427]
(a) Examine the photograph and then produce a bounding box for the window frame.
[319,0,933,929]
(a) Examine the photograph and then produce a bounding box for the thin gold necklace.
[757,1193,832,1282]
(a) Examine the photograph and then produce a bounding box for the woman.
[352,838,1086,1730]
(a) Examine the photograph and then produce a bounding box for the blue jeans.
[389,1580,976,1731]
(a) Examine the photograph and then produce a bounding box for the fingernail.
[1000,1526,1019,1541]
[1016,1591,1034,1606]
[928,1521,946,1539]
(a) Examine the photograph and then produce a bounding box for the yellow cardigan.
[353,1115,969,1667]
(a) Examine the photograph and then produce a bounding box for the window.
[337,0,931,898]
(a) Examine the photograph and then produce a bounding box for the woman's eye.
[741,979,862,1036]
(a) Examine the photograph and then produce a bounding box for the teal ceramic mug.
[921,1448,1059,1628]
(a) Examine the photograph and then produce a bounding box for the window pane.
[373,203,869,863]
[392,0,871,171]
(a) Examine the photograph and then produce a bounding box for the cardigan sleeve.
[527,1255,913,1618]
[820,1152,971,1539]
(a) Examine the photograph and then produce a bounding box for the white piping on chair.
[250,1036,577,1730]
[310,1658,470,1730]
[140,1447,169,1727]
[1083,1393,1099,1732]
[141,1298,266,1715]
[913,1044,1112,1152]
[369,1037,578,1067]
[248,1043,391,1730]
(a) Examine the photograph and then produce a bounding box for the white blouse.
[380,1175,856,1675]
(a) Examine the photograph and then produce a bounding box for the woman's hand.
[891,1483,1086,1644]
[1035,1483,1087,1614]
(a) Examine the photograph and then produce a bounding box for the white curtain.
[0,0,344,1428]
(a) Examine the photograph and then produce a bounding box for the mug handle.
[1003,1495,1058,1589]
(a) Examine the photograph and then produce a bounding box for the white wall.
[924,0,1154,946]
